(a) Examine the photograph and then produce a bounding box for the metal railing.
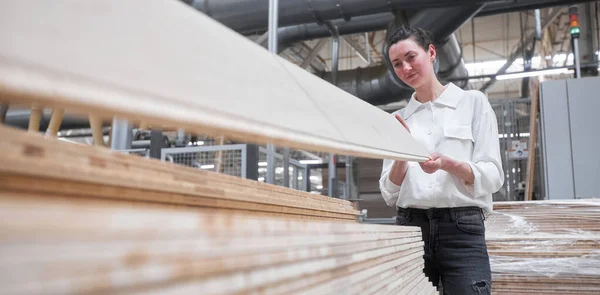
[490,97,543,201]
[161,144,247,178]
[159,145,309,191]
[259,147,307,190]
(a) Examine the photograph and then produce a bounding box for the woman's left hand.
[419,152,449,174]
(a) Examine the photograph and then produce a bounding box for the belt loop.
[449,208,456,221]
[480,208,486,221]
[406,208,412,222]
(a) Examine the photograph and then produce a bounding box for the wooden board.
[0,125,359,220]
[0,191,436,295]
[524,82,539,201]
[0,0,428,162]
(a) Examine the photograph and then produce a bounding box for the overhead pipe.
[476,0,595,17]
[262,13,394,51]
[3,108,96,130]
[185,0,504,34]
[186,0,595,34]
[321,64,412,105]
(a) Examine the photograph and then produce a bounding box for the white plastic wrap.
[486,200,600,293]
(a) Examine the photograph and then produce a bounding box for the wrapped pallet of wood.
[486,200,600,294]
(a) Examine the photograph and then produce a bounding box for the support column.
[110,117,132,150]
[149,129,164,159]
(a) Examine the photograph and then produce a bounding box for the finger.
[394,114,411,132]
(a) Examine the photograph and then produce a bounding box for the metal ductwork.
[321,64,408,105]
[437,34,470,89]
[185,0,593,34]
[269,13,394,51]
[266,0,596,52]
[476,0,596,17]
[185,0,505,34]
[3,109,96,131]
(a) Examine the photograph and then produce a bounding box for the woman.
[379,27,504,295]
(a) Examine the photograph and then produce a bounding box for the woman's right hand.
[395,114,410,133]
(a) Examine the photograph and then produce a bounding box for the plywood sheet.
[0,0,428,162]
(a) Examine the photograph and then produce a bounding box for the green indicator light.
[570,27,580,35]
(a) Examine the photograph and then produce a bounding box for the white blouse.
[379,83,504,213]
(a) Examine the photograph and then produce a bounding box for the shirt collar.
[433,83,462,108]
[402,83,462,119]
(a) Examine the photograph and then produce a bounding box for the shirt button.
[427,129,432,135]
[428,182,434,189]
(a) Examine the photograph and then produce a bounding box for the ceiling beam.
[480,8,565,92]
[300,39,327,69]
[342,36,369,65]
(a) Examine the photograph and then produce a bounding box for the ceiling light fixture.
[496,68,573,80]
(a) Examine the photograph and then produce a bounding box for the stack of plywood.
[0,1,437,293]
[486,200,600,294]
[0,125,359,222]
[0,126,438,295]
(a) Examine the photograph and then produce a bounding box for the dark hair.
[386,27,434,51]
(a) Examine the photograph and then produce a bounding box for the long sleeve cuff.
[461,161,504,198]
[384,175,402,194]
[461,162,479,197]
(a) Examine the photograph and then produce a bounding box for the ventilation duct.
[185,0,504,34]
[184,0,593,34]
[3,109,94,131]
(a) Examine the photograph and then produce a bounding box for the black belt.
[397,206,485,221]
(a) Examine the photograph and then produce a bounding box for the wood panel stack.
[0,126,438,294]
[0,1,437,293]
[486,200,600,294]
[0,125,358,222]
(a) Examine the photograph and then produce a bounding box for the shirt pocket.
[443,125,474,142]
[441,125,474,160]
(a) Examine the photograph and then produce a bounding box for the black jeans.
[396,207,491,295]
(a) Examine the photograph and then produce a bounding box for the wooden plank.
[44,108,64,137]
[0,191,430,295]
[0,193,414,239]
[346,257,424,295]
[285,252,424,295]
[0,175,358,221]
[88,114,105,146]
[0,0,429,162]
[27,103,41,132]
[0,127,360,218]
[0,125,354,208]
[525,82,540,201]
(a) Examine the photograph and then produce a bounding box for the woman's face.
[388,38,436,89]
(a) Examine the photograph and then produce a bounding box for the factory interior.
[1,0,599,294]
